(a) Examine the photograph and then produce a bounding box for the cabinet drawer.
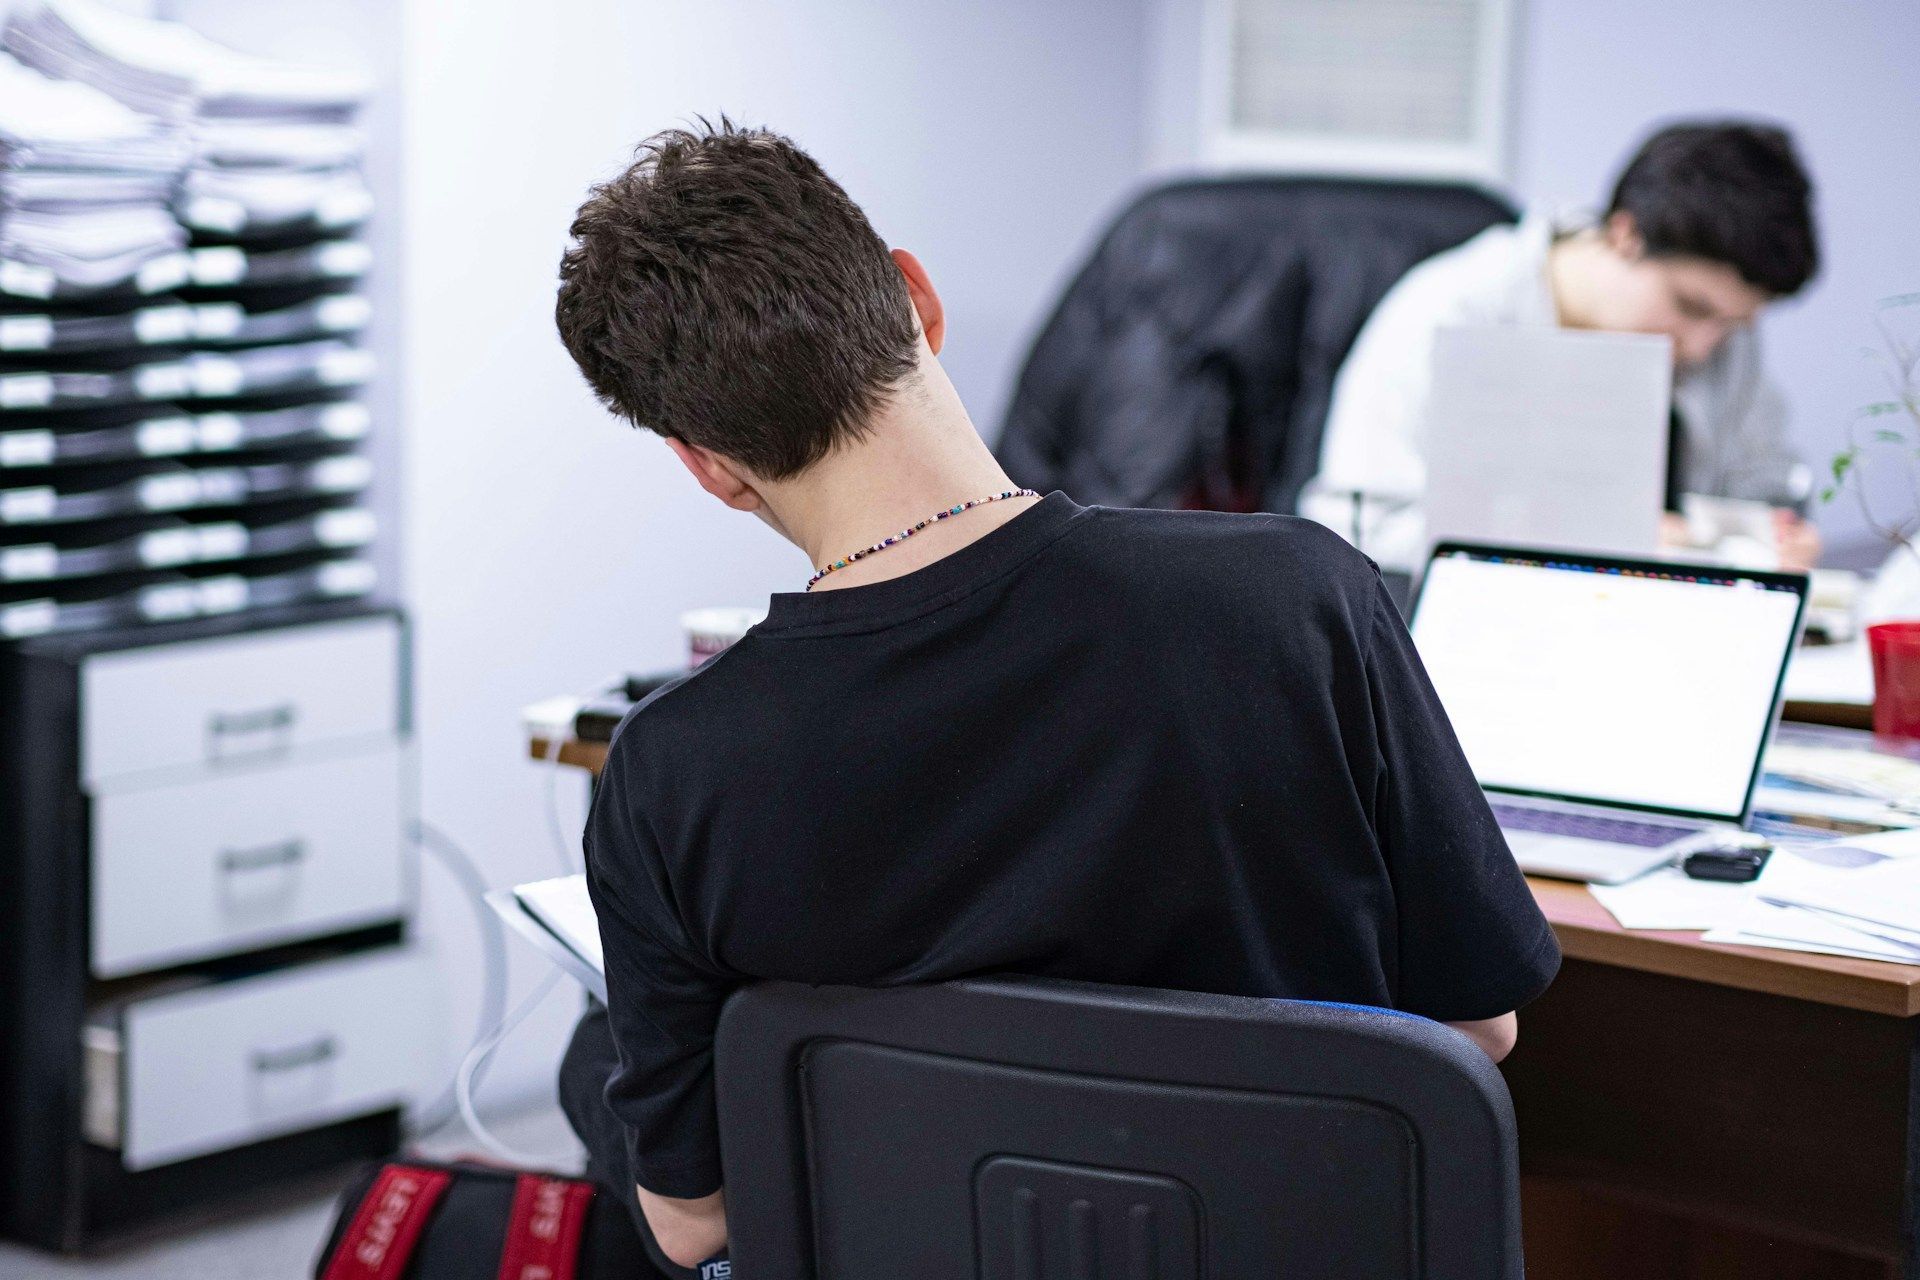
[81,614,401,787]
[91,745,411,978]
[89,947,434,1171]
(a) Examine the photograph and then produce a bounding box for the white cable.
[407,819,507,1139]
[545,720,582,875]
[454,969,567,1165]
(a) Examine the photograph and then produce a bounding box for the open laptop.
[1424,327,1672,559]
[1409,543,1808,884]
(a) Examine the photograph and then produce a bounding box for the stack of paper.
[3,0,368,122]
[4,0,372,240]
[1705,829,1920,964]
[0,52,187,295]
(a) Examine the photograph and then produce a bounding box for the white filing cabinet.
[0,602,431,1250]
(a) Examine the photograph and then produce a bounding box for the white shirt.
[1299,214,1797,572]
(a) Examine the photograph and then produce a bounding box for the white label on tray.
[0,431,55,466]
[320,403,371,439]
[194,413,243,450]
[317,295,372,331]
[183,196,246,233]
[194,469,248,504]
[0,315,53,350]
[1,260,55,299]
[311,455,373,492]
[317,348,375,386]
[190,303,244,340]
[0,487,56,522]
[188,356,244,398]
[197,576,248,614]
[195,522,248,560]
[132,306,192,345]
[138,472,202,511]
[0,544,57,581]
[136,254,190,293]
[1,601,58,637]
[138,528,198,567]
[317,188,374,227]
[0,374,54,408]
[317,242,372,277]
[135,416,196,456]
[190,247,246,287]
[316,508,376,546]
[133,362,191,399]
[319,560,377,595]
[139,583,198,621]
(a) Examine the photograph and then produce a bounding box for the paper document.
[1587,868,1753,932]
[1702,831,1920,965]
[487,874,606,1001]
[1705,899,1920,964]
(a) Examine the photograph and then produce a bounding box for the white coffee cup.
[681,606,766,667]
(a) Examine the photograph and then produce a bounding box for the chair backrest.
[995,176,1517,516]
[715,976,1523,1279]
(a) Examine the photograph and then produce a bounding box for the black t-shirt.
[583,492,1560,1199]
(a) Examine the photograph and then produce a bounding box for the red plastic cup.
[1867,622,1920,738]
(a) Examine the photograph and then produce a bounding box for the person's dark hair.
[1605,120,1818,297]
[555,119,919,478]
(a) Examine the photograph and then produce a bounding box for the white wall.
[399,0,1150,1112]
[1141,0,1920,545]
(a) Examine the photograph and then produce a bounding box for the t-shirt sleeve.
[582,749,732,1199]
[1362,578,1561,1021]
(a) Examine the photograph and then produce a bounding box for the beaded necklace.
[806,488,1039,590]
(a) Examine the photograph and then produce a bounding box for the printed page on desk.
[486,875,606,1001]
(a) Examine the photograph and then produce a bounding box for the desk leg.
[1504,960,1917,1278]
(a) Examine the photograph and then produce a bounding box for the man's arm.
[1444,1012,1518,1063]
[1358,572,1562,1026]
[582,752,734,1267]
[639,1185,727,1271]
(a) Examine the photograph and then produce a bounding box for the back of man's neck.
[779,419,1036,593]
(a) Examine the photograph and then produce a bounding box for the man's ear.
[891,248,945,355]
[664,437,765,513]
[1603,210,1645,261]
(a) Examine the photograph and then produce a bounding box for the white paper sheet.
[1588,868,1754,931]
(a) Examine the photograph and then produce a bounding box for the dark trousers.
[558,998,712,1279]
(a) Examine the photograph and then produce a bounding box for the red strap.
[322,1164,454,1280]
[496,1173,596,1280]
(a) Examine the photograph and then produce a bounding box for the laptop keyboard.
[1491,803,1695,848]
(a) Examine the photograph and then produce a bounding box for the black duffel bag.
[311,1158,657,1280]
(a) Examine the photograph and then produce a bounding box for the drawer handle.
[219,838,307,873]
[251,1035,338,1074]
[205,702,298,761]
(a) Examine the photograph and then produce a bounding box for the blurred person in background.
[1300,120,1822,572]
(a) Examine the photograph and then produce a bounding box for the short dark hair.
[1605,120,1818,297]
[555,120,918,478]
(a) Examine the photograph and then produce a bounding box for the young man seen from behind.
[552,121,1560,1271]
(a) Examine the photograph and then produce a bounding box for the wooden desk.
[530,728,1920,1278]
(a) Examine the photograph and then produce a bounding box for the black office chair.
[995,176,1517,516]
[715,976,1523,1278]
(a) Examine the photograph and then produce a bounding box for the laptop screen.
[1409,544,1808,823]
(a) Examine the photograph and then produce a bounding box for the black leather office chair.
[995,176,1517,516]
[715,976,1523,1278]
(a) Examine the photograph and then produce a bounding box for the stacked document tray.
[0,0,379,639]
